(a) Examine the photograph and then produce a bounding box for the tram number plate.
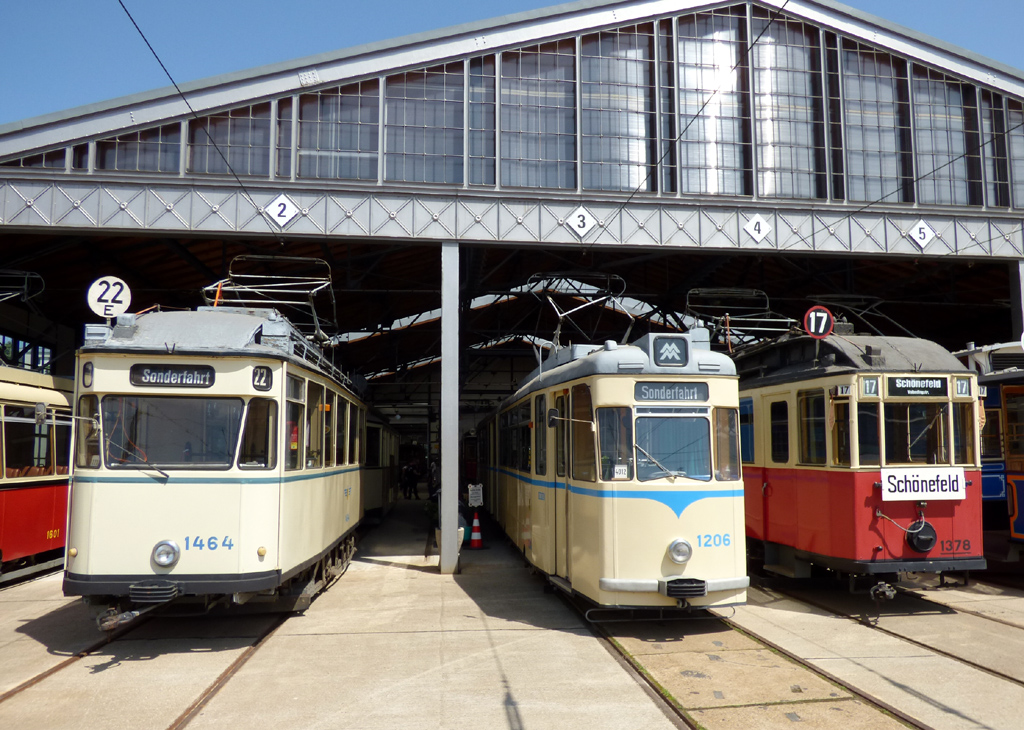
[697,533,732,547]
[184,536,234,551]
[940,539,972,554]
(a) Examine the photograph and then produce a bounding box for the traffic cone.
[469,512,483,549]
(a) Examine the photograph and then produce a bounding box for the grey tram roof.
[4,0,1024,152]
[734,333,970,389]
[80,307,361,394]
[502,329,735,408]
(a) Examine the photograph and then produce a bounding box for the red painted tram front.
[736,333,985,578]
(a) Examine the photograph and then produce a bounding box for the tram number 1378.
[184,536,235,551]
[698,533,732,547]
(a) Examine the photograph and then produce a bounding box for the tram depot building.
[2,0,1024,515]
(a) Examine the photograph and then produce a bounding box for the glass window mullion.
[906,63,920,205]
[289,94,298,182]
[377,76,385,185]
[495,51,503,192]
[269,99,278,182]
[819,28,832,202]
[672,18,681,198]
[835,34,848,201]
[178,120,187,177]
[654,20,664,196]
[575,34,583,195]
[746,3,759,200]
[463,61,470,190]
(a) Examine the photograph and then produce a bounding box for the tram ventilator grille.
[661,578,707,598]
[129,581,180,603]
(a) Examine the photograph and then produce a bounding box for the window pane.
[239,398,278,469]
[883,402,949,465]
[385,64,464,184]
[298,80,379,180]
[571,384,596,481]
[832,400,851,466]
[635,416,711,482]
[714,407,740,480]
[76,396,100,469]
[739,398,755,463]
[306,382,324,468]
[102,396,242,469]
[953,402,975,465]
[598,407,633,480]
[286,401,304,470]
[770,400,789,463]
[535,394,547,476]
[5,405,53,476]
[798,389,826,464]
[858,402,880,465]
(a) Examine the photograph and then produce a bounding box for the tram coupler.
[868,581,897,602]
[97,602,161,631]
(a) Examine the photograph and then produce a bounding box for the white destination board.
[468,483,484,507]
[880,466,966,501]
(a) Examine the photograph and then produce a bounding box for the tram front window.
[634,408,711,482]
[101,396,243,469]
[883,402,949,465]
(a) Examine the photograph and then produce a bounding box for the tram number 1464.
[697,533,732,547]
[184,536,235,551]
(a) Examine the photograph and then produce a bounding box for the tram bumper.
[599,575,750,597]
[63,569,281,598]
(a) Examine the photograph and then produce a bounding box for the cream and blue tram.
[64,307,373,627]
[484,329,747,610]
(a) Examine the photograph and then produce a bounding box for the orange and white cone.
[469,512,483,549]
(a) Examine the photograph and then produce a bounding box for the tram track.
[762,576,1024,693]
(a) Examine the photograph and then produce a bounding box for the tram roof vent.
[863,345,885,367]
[83,323,111,344]
[112,314,137,340]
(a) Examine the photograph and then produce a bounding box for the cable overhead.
[116,0,287,247]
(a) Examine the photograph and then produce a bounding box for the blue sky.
[1,0,1022,127]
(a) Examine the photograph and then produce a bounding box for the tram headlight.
[668,539,693,565]
[152,540,180,568]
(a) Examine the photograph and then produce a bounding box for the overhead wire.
[116,0,287,247]
[586,0,1024,285]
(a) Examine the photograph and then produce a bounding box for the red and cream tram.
[735,330,985,590]
[0,366,72,583]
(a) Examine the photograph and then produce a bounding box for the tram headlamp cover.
[668,539,693,564]
[152,540,180,568]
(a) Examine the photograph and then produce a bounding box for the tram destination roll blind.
[634,382,708,401]
[129,364,215,388]
[887,376,947,397]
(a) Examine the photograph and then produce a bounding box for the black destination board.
[887,376,947,397]
[130,364,215,388]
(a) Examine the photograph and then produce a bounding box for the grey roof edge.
[2,0,1023,141]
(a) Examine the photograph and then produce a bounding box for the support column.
[1013,260,1024,341]
[439,242,460,574]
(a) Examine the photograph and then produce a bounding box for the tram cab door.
[553,395,570,580]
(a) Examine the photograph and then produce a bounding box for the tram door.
[554,393,569,579]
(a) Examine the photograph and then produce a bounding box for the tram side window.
[358,408,366,463]
[324,391,336,467]
[75,395,100,469]
[597,407,632,480]
[884,403,949,465]
[555,395,566,477]
[797,390,826,465]
[739,398,754,464]
[535,395,547,476]
[832,400,851,466]
[981,408,1003,459]
[238,398,278,469]
[348,406,361,464]
[336,398,348,465]
[4,404,53,477]
[952,402,976,465]
[858,402,880,465]
[1004,390,1024,459]
[54,411,71,474]
[714,407,740,480]
[286,375,305,471]
[769,401,789,463]
[306,382,324,468]
[365,425,381,467]
[571,384,597,482]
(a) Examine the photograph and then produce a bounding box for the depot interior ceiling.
[0,230,1010,430]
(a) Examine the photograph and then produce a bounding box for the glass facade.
[7,2,1024,210]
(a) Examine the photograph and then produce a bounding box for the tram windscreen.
[883,402,949,465]
[102,396,243,469]
[634,412,711,482]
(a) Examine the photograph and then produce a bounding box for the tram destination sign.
[635,382,708,402]
[130,364,215,388]
[880,467,966,501]
[887,376,947,397]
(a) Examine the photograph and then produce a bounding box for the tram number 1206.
[697,533,732,547]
